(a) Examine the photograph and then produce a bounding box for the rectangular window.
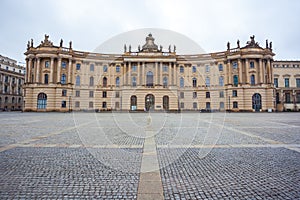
[132,65,137,72]
[220,102,225,109]
[206,102,211,109]
[205,77,210,87]
[218,64,223,71]
[103,65,108,72]
[193,102,197,109]
[180,66,184,73]
[285,93,291,103]
[296,93,300,103]
[115,91,120,98]
[296,78,300,88]
[250,61,255,68]
[192,66,196,73]
[90,64,94,72]
[206,92,210,98]
[284,78,289,87]
[274,78,278,88]
[232,62,238,70]
[61,61,67,69]
[61,101,66,108]
[180,102,184,109]
[103,91,107,98]
[89,101,94,108]
[232,90,237,97]
[45,61,50,68]
[75,90,80,97]
[89,91,94,98]
[62,89,67,96]
[115,102,120,109]
[75,101,80,108]
[233,101,238,108]
[102,102,107,108]
[116,65,120,72]
[76,63,81,70]
[205,65,210,73]
[233,75,238,86]
[219,91,224,98]
[163,65,168,72]
[193,92,197,98]
[180,92,184,99]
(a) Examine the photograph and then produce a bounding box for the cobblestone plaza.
[0,112,299,199]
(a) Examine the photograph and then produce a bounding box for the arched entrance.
[37,93,47,109]
[145,94,155,111]
[252,93,262,112]
[163,96,169,110]
[130,95,137,111]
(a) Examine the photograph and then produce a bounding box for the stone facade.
[0,55,25,111]
[24,34,278,112]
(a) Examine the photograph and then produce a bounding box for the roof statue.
[142,33,159,52]
[245,35,261,48]
[39,34,53,47]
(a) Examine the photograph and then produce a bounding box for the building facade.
[273,61,300,111]
[0,54,25,111]
[24,34,277,112]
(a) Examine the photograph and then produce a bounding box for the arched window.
[12,97,15,103]
[146,71,153,87]
[180,66,184,73]
[116,77,120,87]
[163,77,168,88]
[61,74,66,84]
[18,98,21,103]
[89,76,94,86]
[5,97,8,103]
[103,77,107,87]
[233,75,238,86]
[44,74,49,84]
[250,75,255,85]
[132,76,137,87]
[219,76,224,86]
[37,93,47,109]
[130,95,137,110]
[192,78,197,87]
[180,77,184,88]
[76,75,80,86]
[205,77,210,87]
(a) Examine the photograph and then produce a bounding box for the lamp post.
[68,95,71,113]
[228,95,231,112]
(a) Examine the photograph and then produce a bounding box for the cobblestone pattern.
[0,147,142,199]
[157,148,300,200]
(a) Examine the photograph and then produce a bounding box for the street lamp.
[68,95,72,112]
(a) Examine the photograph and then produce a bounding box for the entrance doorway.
[145,94,155,111]
[130,95,137,110]
[163,96,169,110]
[252,93,262,112]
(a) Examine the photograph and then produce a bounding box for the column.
[57,58,61,83]
[238,59,242,84]
[155,62,158,85]
[142,62,145,85]
[27,58,32,83]
[128,62,131,86]
[50,57,54,83]
[267,59,271,84]
[173,63,176,86]
[36,58,40,83]
[259,59,263,84]
[137,62,140,85]
[159,62,163,85]
[227,60,232,85]
[68,59,72,84]
[245,59,249,84]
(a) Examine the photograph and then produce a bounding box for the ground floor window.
[233,101,238,108]
[89,101,94,108]
[102,102,107,108]
[61,101,66,108]
[206,102,211,109]
[193,102,197,109]
[75,101,80,108]
[220,102,225,109]
[37,93,47,109]
[180,102,184,109]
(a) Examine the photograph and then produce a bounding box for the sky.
[1,0,299,64]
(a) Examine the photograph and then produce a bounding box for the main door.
[163,96,169,110]
[145,94,155,111]
[252,93,262,112]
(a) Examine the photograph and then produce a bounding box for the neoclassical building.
[0,54,25,111]
[24,34,277,112]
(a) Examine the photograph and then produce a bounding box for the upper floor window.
[103,91,107,98]
[115,91,120,98]
[205,65,210,73]
[103,65,108,72]
[219,76,224,86]
[192,66,196,73]
[75,90,80,97]
[89,91,94,98]
[192,78,197,87]
[62,89,67,96]
[45,61,50,68]
[5,76,9,83]
[218,64,223,71]
[206,92,210,98]
[180,66,184,73]
[61,61,67,69]
[132,65,137,72]
[90,64,94,72]
[76,75,80,86]
[180,92,184,99]
[284,78,289,88]
[116,65,120,73]
[250,75,255,85]
[61,74,66,84]
[274,78,278,88]
[89,76,94,86]
[163,77,168,88]
[163,65,168,72]
[250,61,255,68]
[180,77,184,88]
[232,62,238,70]
[132,76,137,87]
[193,92,197,98]
[116,77,120,87]
[44,74,49,84]
[103,77,107,87]
[233,75,238,86]
[232,90,238,97]
[296,78,300,88]
[76,63,81,70]
[205,77,210,87]
[219,91,224,98]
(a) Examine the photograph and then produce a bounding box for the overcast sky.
[1,0,299,63]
